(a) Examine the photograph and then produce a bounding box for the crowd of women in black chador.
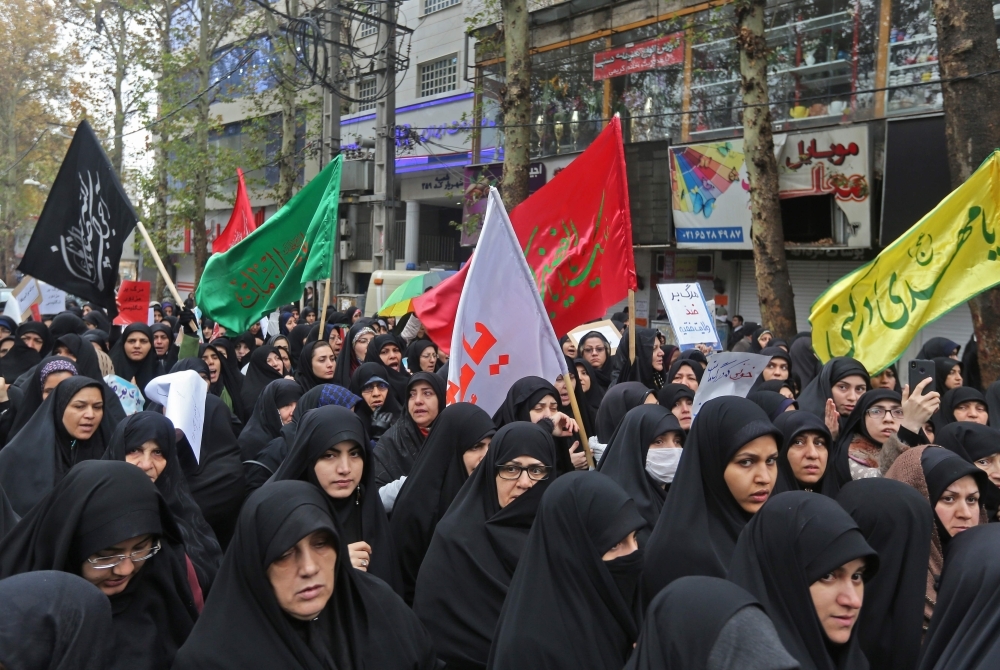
[7,303,1000,669]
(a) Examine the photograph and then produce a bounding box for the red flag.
[414,117,636,354]
[212,168,256,253]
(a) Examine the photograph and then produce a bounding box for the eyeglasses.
[497,463,552,481]
[865,407,904,419]
[420,352,438,360]
[86,540,161,569]
[582,346,606,355]
[362,382,389,392]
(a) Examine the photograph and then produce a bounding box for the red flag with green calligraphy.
[414,117,636,352]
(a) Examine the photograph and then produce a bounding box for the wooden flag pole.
[318,279,333,335]
[565,373,596,469]
[628,289,636,363]
[135,220,184,307]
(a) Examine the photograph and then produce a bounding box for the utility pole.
[371,0,396,273]
[323,0,342,301]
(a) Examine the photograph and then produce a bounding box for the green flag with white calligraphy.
[196,155,342,333]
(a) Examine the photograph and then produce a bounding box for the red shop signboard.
[592,33,685,81]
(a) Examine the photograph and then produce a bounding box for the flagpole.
[319,278,332,335]
[566,374,596,469]
[135,220,184,307]
[628,289,636,363]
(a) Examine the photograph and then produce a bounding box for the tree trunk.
[151,0,175,299]
[931,0,1000,385]
[277,0,299,206]
[110,3,127,174]
[0,96,18,286]
[499,0,530,209]
[190,0,213,287]
[735,0,797,340]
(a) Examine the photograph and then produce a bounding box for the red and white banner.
[593,33,684,81]
[447,188,567,414]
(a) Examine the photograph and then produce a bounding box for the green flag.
[196,155,342,332]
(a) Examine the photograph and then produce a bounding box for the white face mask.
[645,447,683,484]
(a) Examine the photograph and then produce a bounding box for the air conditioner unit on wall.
[340,240,355,260]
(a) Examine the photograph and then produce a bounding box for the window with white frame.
[419,55,458,97]
[423,0,460,15]
[358,78,377,111]
[359,18,377,38]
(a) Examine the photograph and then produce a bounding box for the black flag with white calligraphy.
[18,120,137,315]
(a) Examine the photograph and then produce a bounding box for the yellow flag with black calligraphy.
[810,150,1000,372]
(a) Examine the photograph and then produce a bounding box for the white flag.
[144,370,208,463]
[447,188,567,415]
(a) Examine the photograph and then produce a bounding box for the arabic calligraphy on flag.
[593,33,684,81]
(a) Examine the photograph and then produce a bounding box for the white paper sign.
[103,374,145,415]
[37,282,67,315]
[2,277,40,323]
[692,352,772,417]
[147,308,155,326]
[657,283,722,350]
[259,317,270,340]
[144,370,208,463]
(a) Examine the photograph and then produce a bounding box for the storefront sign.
[670,125,871,250]
[593,33,685,81]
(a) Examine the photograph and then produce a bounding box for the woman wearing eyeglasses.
[413,422,558,670]
[0,460,199,669]
[832,387,938,483]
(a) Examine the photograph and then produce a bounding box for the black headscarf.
[333,322,376,388]
[0,571,113,670]
[102,412,223,593]
[6,354,79,439]
[371,372,447,488]
[172,480,438,669]
[241,345,284,412]
[486,471,646,670]
[625,575,799,670]
[150,323,179,376]
[789,334,821,390]
[48,313,87,341]
[109,324,160,395]
[413,422,558,669]
[199,342,247,423]
[0,461,198,670]
[666,358,704,389]
[363,334,410,402]
[758,378,797,397]
[0,322,48,382]
[286,323,312,362]
[597,404,681,540]
[272,405,402,594]
[0,376,120,515]
[642,396,782,603]
[232,331,257,367]
[390,402,495,604]
[832,389,902,485]
[962,334,982,392]
[81,328,110,353]
[728,491,878,670]
[986,381,1000,430]
[918,524,1000,670]
[655,383,695,412]
[613,327,666,390]
[349,362,403,440]
[748,326,772,353]
[83,309,113,335]
[492,376,560,428]
[747,389,798,421]
[0,481,16,541]
[596,382,653,443]
[797,357,870,419]
[53,333,103,380]
[917,337,960,360]
[578,331,614,390]
[934,386,986,430]
[573,357,606,417]
[932,357,962,396]
[837,479,932,670]
[239,379,303,462]
[294,341,337,394]
[773,410,838,496]
[405,339,440,374]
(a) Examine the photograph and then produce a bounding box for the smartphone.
[908,359,936,396]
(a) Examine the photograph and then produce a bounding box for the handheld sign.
[566,319,622,355]
[657,282,722,351]
[144,370,208,463]
[692,352,772,417]
[2,276,41,324]
[103,374,144,415]
[114,280,151,326]
[37,281,67,315]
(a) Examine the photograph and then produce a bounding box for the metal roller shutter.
[735,259,974,366]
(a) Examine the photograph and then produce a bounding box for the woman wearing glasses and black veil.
[412,422,559,670]
[0,460,198,670]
